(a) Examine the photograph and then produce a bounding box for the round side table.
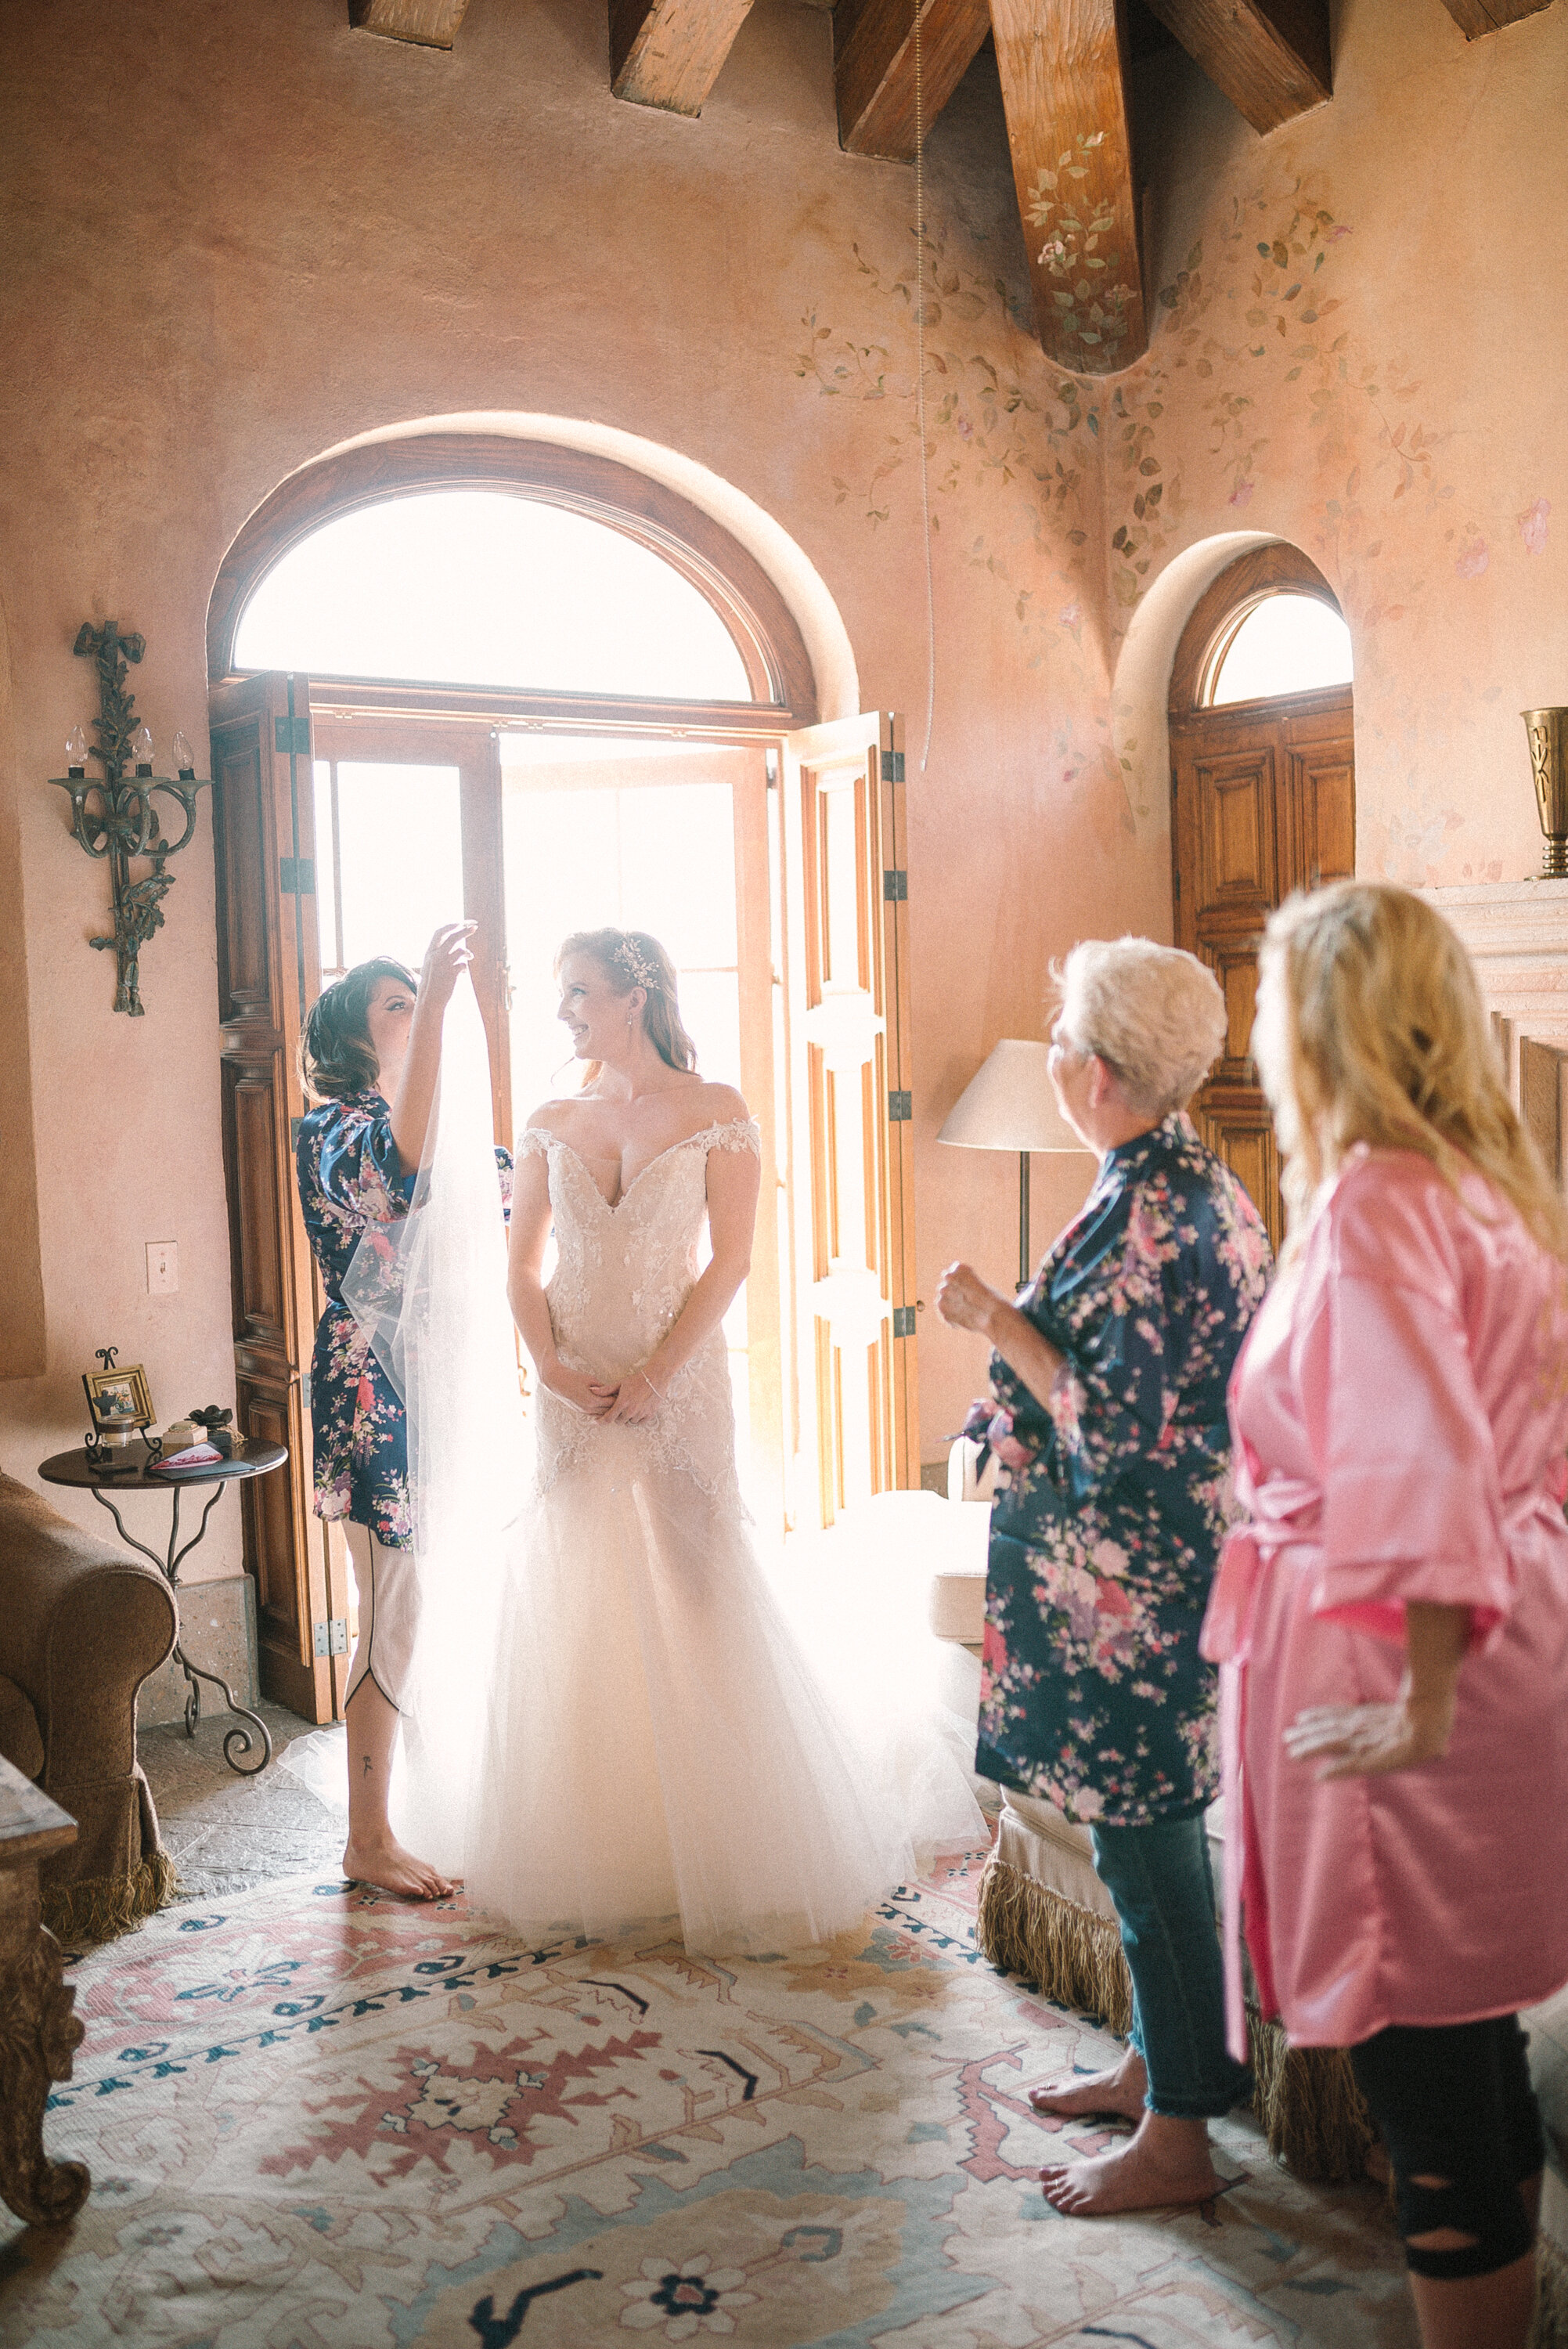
[38,1438,287,1776]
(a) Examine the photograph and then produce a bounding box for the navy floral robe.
[296,1092,511,1547]
[975,1112,1272,1826]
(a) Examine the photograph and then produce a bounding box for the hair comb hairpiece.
[615,937,658,990]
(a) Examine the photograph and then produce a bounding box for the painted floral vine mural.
[793,147,1555,876]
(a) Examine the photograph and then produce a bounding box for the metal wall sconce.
[49,620,211,1016]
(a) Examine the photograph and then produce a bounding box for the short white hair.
[1054,936,1227,1117]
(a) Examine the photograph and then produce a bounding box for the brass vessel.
[1523,708,1568,878]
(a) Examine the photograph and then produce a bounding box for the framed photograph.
[82,1362,154,1434]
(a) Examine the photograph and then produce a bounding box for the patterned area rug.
[2,1849,1415,2347]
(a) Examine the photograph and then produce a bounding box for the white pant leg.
[343,1522,420,1713]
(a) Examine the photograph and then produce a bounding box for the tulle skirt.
[456,1435,938,1950]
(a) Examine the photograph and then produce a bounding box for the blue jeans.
[1089,1806,1253,2122]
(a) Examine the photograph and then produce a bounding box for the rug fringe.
[975,1843,1132,2037]
[1534,2225,1568,2349]
[1244,2001,1375,2183]
[975,1850,1374,2182]
[42,1849,180,1945]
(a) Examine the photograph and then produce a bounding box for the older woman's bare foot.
[1028,2047,1148,2121]
[342,1833,458,1900]
[1040,2112,1222,2215]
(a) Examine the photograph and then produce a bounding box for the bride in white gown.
[359,926,980,1950]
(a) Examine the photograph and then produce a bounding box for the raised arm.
[603,1128,760,1425]
[387,923,475,1176]
[506,1139,615,1419]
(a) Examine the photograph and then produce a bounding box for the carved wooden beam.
[1436,0,1553,33]
[348,0,470,48]
[989,0,1148,374]
[1139,0,1329,134]
[834,0,993,161]
[611,0,759,114]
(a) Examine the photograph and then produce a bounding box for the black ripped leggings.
[1350,2015,1545,2282]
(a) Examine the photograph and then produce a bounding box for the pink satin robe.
[1205,1146,1568,2051]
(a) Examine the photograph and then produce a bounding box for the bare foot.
[1039,2111,1222,2216]
[341,1834,459,1900]
[1028,2047,1148,2122]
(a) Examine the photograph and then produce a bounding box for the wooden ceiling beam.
[348,0,470,49]
[989,0,1148,374]
[1138,0,1329,132]
[1436,0,1553,34]
[834,0,993,162]
[611,0,759,114]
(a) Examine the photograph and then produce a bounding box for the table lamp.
[938,1038,1093,1287]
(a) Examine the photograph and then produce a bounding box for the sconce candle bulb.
[49,622,211,1016]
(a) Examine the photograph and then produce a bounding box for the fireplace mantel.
[1428,879,1568,1178]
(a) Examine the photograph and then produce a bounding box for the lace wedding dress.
[350,979,979,1951]
[463,1119,936,1950]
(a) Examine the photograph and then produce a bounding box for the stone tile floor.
[140,1702,345,1900]
[140,1704,999,1904]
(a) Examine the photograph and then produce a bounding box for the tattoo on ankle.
[362,1756,373,1774]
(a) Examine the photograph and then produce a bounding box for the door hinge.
[279,857,315,894]
[1173,868,1181,903]
[892,1304,917,1338]
[300,1372,312,1411]
[275,716,312,756]
[888,1090,912,1122]
[880,749,905,783]
[883,868,908,900]
[313,1618,348,1658]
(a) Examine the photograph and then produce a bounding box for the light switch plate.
[146,1240,178,1294]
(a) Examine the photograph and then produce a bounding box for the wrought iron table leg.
[171,1648,272,1776]
[88,1480,271,1778]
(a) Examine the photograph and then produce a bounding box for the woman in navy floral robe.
[939,938,1271,2217]
[294,929,510,1901]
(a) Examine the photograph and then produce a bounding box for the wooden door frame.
[1169,541,1346,714]
[207,436,818,725]
[210,672,344,1720]
[1168,545,1355,1252]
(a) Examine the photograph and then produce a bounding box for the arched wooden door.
[1169,545,1355,1252]
[208,438,919,1717]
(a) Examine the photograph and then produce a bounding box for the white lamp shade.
[937,1038,1090,1154]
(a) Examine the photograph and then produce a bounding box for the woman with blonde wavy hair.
[1205,882,1568,2349]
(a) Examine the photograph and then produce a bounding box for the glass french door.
[248,697,916,1636]
[779,713,917,1527]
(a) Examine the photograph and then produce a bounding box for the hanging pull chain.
[913,0,935,779]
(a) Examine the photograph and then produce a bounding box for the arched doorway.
[207,434,917,1719]
[1168,543,1355,1250]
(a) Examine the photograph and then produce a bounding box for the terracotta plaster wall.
[0,0,1148,1529]
[1111,0,1568,882]
[9,0,1559,1532]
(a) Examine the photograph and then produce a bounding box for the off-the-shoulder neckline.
[521,1119,757,1212]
